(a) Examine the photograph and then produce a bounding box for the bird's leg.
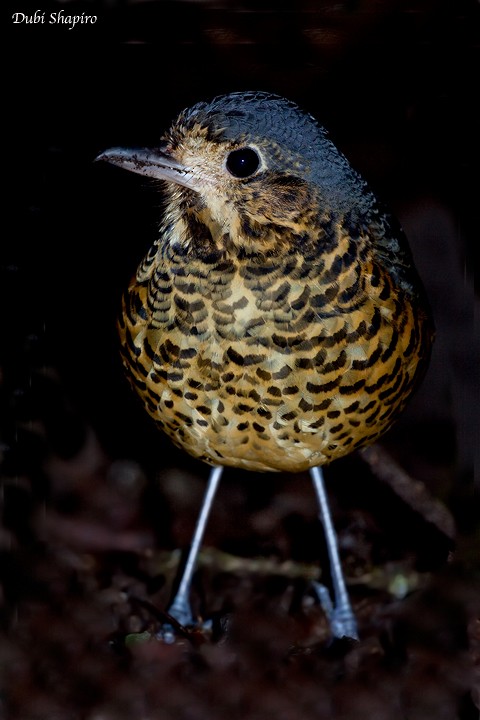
[310,466,358,641]
[161,465,223,641]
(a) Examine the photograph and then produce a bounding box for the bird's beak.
[95,146,196,191]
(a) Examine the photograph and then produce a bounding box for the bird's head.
[97,92,372,257]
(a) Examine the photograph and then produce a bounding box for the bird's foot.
[157,596,212,644]
[312,581,359,641]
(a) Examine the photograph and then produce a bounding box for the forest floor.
[1,380,478,720]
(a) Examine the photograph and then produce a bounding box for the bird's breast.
[118,234,431,472]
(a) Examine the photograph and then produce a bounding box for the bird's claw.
[312,581,359,641]
[157,598,213,643]
[158,618,213,644]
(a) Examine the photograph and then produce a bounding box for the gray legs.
[162,465,223,641]
[310,465,358,640]
[162,463,357,642]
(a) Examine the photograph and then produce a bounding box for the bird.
[97,91,434,641]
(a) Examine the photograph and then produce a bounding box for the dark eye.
[225,147,260,178]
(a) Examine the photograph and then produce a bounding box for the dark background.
[4,0,477,519]
[2,1,479,719]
